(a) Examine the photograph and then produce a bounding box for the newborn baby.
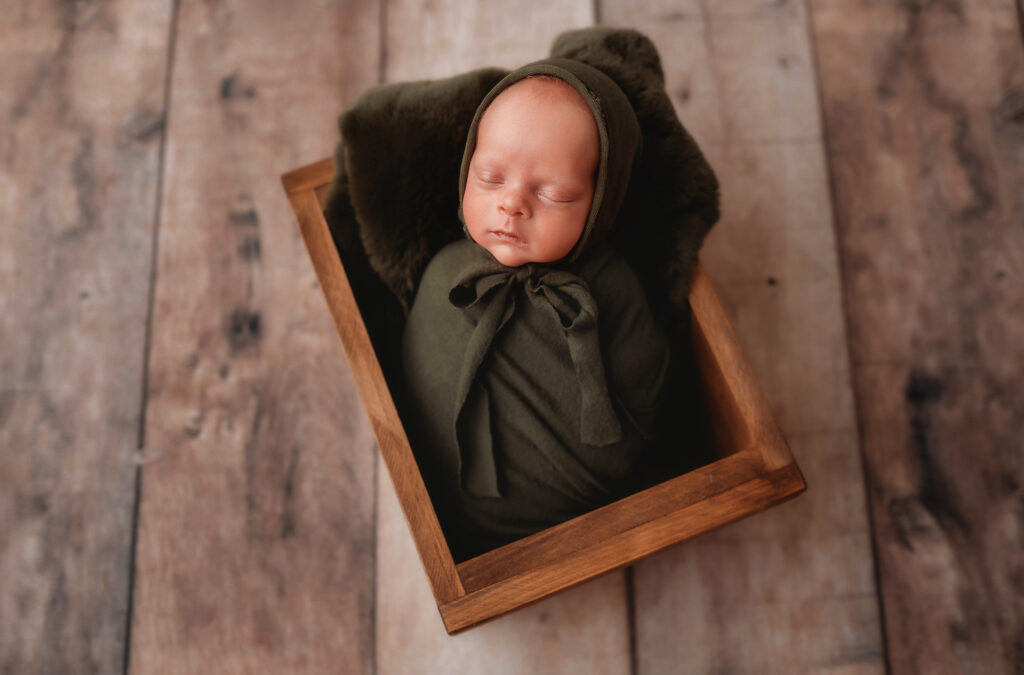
[401,58,672,561]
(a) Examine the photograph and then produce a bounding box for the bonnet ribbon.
[448,257,623,498]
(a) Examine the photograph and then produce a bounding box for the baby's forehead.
[496,76,589,110]
[478,77,597,143]
[472,74,601,173]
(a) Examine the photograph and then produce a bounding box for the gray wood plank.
[128,1,381,672]
[809,2,1024,672]
[599,1,886,672]
[0,1,174,672]
[375,1,632,670]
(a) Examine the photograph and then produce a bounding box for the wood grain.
[129,1,381,672]
[0,2,173,672]
[600,1,886,672]
[440,464,806,634]
[383,0,594,81]
[455,449,768,594]
[809,1,1024,672]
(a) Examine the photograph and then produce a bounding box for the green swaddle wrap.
[401,59,672,561]
[448,247,624,498]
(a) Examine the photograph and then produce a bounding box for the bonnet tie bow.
[448,258,623,498]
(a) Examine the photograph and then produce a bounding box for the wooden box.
[282,158,806,634]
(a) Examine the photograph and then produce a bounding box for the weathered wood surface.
[5,0,1020,672]
[0,2,173,673]
[374,0,635,670]
[128,1,380,672]
[810,2,1024,673]
[600,1,886,672]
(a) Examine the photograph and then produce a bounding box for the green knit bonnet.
[458,57,643,264]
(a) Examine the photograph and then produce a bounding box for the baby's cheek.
[463,195,487,239]
[542,218,586,259]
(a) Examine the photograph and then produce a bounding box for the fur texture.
[324,27,720,317]
[326,68,507,308]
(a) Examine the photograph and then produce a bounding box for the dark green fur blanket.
[325,27,719,325]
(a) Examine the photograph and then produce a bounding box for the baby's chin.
[467,230,532,267]
[481,241,533,267]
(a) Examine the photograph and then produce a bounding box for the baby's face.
[463,78,599,267]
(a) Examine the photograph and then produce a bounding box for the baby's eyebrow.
[539,174,590,193]
[471,150,505,165]
[541,180,581,193]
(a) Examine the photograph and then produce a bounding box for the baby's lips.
[490,227,527,245]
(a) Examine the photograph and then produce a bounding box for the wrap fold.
[449,258,623,497]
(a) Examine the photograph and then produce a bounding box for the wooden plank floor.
[129,2,381,672]
[1,1,1021,673]
[1,2,174,673]
[809,2,1024,672]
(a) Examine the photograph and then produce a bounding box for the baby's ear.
[549,27,664,87]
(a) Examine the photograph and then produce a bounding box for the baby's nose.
[498,190,528,217]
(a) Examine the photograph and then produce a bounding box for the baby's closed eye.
[475,169,504,185]
[539,190,580,204]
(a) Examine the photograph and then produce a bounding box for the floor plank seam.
[371,443,379,675]
[371,6,386,667]
[625,565,638,675]
[124,1,183,672]
[1017,0,1023,49]
[378,0,389,86]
